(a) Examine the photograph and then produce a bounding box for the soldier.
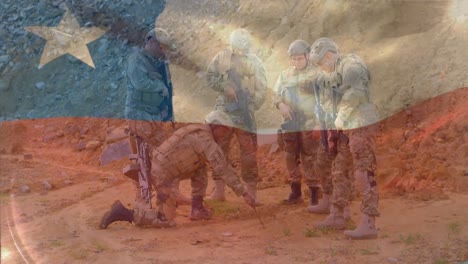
[273,40,332,207]
[99,111,256,229]
[125,28,189,206]
[205,28,267,204]
[309,38,380,239]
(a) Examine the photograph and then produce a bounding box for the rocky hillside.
[1,0,467,130]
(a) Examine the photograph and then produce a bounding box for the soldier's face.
[291,54,308,70]
[145,39,165,58]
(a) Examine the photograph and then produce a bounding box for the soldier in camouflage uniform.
[125,28,189,206]
[99,111,256,229]
[310,38,380,239]
[273,40,333,207]
[205,29,267,204]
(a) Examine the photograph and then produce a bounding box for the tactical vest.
[153,124,210,177]
[218,48,257,96]
[126,51,167,114]
[335,54,371,102]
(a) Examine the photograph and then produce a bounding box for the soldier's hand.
[278,102,293,120]
[159,87,169,97]
[334,116,345,130]
[224,84,238,102]
[243,192,256,208]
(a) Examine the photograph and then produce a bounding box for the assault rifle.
[313,83,330,152]
[123,135,153,208]
[225,68,255,131]
[330,84,349,147]
[280,86,304,132]
[158,59,174,122]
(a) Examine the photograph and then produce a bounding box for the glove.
[242,192,256,208]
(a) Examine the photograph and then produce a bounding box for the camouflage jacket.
[273,64,322,130]
[320,54,379,130]
[206,48,267,129]
[152,124,246,196]
[125,49,169,121]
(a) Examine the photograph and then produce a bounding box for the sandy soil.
[1,88,467,264]
[1,168,468,264]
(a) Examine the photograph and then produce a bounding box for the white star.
[25,7,108,69]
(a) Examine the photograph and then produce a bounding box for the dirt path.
[2,178,467,264]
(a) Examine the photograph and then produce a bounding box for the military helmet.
[205,110,234,127]
[145,28,171,46]
[310,37,339,65]
[229,28,252,51]
[288,39,310,56]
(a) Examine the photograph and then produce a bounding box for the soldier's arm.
[252,56,267,110]
[128,54,168,93]
[191,131,246,196]
[206,52,225,93]
[336,64,369,122]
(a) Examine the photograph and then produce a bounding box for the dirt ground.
[1,156,468,264]
[1,87,467,263]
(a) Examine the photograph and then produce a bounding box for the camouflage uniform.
[206,47,267,184]
[125,48,175,206]
[273,64,331,190]
[132,124,247,225]
[322,54,380,216]
[125,48,173,147]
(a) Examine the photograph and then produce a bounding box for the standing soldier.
[309,38,380,239]
[125,28,189,207]
[273,40,332,207]
[205,28,267,204]
[99,111,256,229]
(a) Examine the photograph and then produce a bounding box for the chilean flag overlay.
[1,0,467,263]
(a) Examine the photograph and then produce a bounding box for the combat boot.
[308,187,319,206]
[282,182,303,205]
[190,195,213,220]
[343,213,378,239]
[307,193,330,214]
[206,180,226,201]
[314,205,345,230]
[99,200,134,229]
[246,181,262,206]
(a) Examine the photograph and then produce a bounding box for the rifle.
[280,87,304,132]
[123,135,153,208]
[159,59,174,122]
[330,85,349,147]
[225,68,255,131]
[313,83,330,151]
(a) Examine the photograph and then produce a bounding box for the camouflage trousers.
[212,127,258,184]
[331,125,379,216]
[151,163,208,198]
[127,115,173,202]
[282,130,332,189]
[313,142,335,195]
